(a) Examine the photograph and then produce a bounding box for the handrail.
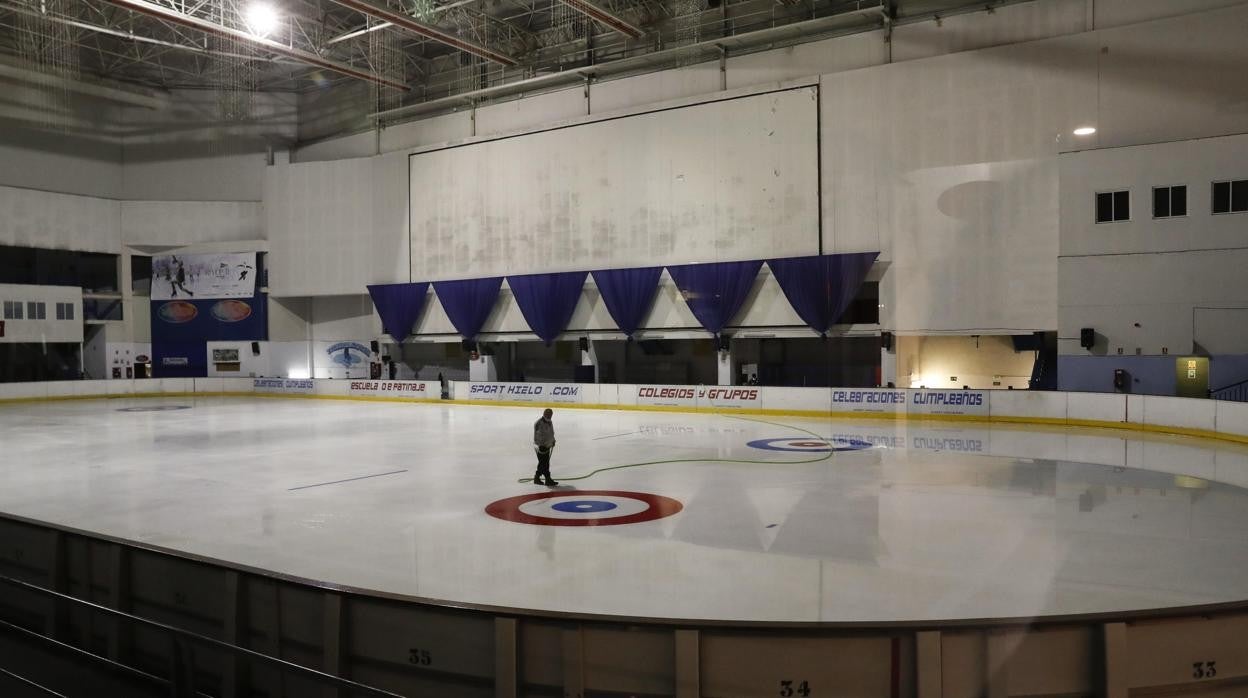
[0,574,405,698]
[0,666,69,698]
[1210,375,1248,396]
[0,618,183,695]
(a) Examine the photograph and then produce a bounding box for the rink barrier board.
[7,382,1248,696]
[3,379,1248,447]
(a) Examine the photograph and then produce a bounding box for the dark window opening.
[1153,185,1186,218]
[1096,190,1130,223]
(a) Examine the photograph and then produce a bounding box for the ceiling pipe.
[556,0,642,39]
[330,0,519,66]
[370,1,884,122]
[95,0,411,91]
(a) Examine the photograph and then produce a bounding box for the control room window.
[27,302,46,320]
[1153,185,1187,219]
[1096,190,1130,223]
[1212,180,1248,214]
[3,300,22,320]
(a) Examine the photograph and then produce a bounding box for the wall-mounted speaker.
[370,340,380,354]
[1080,328,1095,349]
[461,339,477,352]
[578,337,589,352]
[880,331,893,351]
[716,335,731,352]
[251,341,260,356]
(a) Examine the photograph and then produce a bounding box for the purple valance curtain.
[367,282,430,342]
[767,252,878,335]
[508,271,588,345]
[433,277,503,341]
[590,267,662,339]
[666,260,763,336]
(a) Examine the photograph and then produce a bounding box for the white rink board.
[4,380,1248,446]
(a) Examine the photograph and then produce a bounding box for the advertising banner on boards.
[253,378,314,394]
[908,389,990,417]
[349,381,433,399]
[464,382,583,404]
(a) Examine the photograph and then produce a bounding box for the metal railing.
[1210,377,1248,402]
[0,574,405,698]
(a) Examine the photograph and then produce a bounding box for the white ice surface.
[4,396,1248,623]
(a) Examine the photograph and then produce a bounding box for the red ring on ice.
[485,490,683,527]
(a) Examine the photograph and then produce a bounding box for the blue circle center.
[551,500,617,513]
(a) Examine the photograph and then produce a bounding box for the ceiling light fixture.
[245,2,280,37]
[1073,126,1097,136]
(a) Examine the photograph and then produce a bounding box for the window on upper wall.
[1096,190,1130,223]
[3,301,23,320]
[1153,185,1187,219]
[55,302,75,321]
[1212,180,1248,214]
[27,302,46,320]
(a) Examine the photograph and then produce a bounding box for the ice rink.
[4,396,1248,623]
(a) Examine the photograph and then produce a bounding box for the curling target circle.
[116,405,192,412]
[747,437,872,453]
[486,490,683,527]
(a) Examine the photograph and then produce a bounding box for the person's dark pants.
[535,448,552,482]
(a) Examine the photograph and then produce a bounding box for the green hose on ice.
[517,414,840,484]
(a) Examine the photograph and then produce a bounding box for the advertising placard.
[348,380,432,399]
[464,382,583,404]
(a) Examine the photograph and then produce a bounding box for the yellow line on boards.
[3,389,1248,446]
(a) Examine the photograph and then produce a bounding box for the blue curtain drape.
[767,252,878,335]
[666,260,763,336]
[433,277,503,340]
[590,267,663,339]
[507,271,588,345]
[367,282,430,342]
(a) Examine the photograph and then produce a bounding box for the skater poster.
[152,253,257,300]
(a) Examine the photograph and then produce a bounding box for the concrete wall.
[1058,133,1248,392]
[0,283,83,343]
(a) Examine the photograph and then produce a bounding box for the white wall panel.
[0,184,121,253]
[1059,249,1248,355]
[121,201,262,245]
[590,63,721,115]
[725,31,887,89]
[292,130,376,163]
[379,112,473,152]
[891,0,1087,62]
[1092,0,1248,29]
[310,295,378,341]
[475,88,585,136]
[410,87,819,281]
[821,33,1098,333]
[121,153,266,201]
[0,123,121,198]
[0,284,83,343]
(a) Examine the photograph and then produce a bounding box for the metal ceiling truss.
[0,0,1035,128]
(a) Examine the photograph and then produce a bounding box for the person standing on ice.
[533,409,558,487]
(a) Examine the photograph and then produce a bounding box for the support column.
[880,333,897,387]
[580,338,599,383]
[717,339,735,386]
[470,351,497,382]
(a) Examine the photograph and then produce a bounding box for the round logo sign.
[485,490,683,527]
[747,437,873,453]
[116,405,192,412]
[157,301,198,324]
[210,300,252,323]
